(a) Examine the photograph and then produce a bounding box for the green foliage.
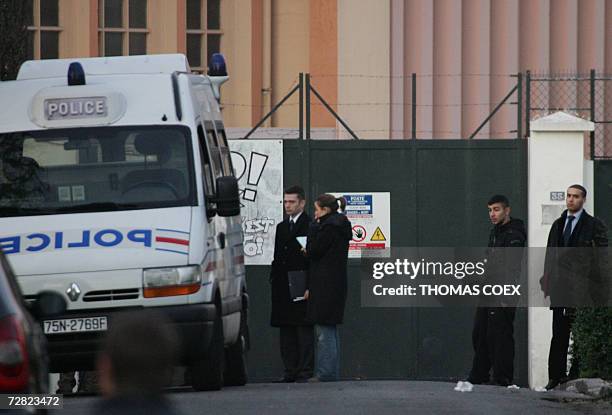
[572,308,612,380]
[0,0,29,81]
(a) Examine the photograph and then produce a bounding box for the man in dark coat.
[305,195,352,381]
[541,184,609,390]
[269,185,313,382]
[467,195,526,387]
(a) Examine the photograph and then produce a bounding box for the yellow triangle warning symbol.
[371,227,386,241]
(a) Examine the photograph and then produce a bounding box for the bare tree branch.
[0,0,29,81]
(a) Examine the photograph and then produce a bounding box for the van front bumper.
[43,303,216,372]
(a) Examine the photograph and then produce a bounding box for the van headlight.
[143,266,202,298]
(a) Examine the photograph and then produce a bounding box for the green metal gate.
[245,139,528,384]
[595,160,612,239]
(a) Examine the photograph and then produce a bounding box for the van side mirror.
[213,176,241,217]
[30,291,67,320]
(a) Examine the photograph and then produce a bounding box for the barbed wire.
[311,73,517,79]
[528,74,612,80]
[223,74,610,152]
[229,128,515,135]
[222,102,517,108]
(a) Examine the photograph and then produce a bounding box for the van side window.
[203,122,223,177]
[197,125,215,197]
[216,126,233,177]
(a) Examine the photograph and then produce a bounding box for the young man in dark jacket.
[269,185,313,382]
[541,184,609,390]
[468,195,526,387]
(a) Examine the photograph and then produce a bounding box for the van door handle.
[218,233,226,249]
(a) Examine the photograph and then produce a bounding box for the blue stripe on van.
[155,248,189,255]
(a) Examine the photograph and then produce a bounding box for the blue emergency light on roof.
[208,53,227,77]
[67,62,86,86]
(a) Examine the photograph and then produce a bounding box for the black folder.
[288,270,307,301]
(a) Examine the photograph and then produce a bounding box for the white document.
[296,236,307,248]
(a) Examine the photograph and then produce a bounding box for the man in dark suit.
[542,184,609,390]
[270,185,313,382]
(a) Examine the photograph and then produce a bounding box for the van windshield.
[0,126,196,217]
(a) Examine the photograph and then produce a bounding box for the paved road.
[62,381,611,415]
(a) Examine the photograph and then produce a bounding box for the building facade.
[24,0,612,144]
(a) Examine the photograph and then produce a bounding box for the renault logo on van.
[66,283,81,302]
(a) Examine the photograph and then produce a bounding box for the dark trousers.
[548,307,579,381]
[280,325,314,380]
[469,307,516,384]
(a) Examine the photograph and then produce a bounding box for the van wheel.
[224,306,249,386]
[190,305,224,391]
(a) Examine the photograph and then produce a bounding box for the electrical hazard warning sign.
[370,227,386,242]
[332,192,391,258]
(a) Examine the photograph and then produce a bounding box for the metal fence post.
[299,73,304,140]
[305,73,311,140]
[525,70,531,137]
[517,72,522,139]
[243,79,300,139]
[590,68,595,159]
[412,73,417,140]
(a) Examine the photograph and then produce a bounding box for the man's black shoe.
[272,376,295,383]
[565,371,579,382]
[492,378,511,387]
[465,376,488,385]
[545,379,561,390]
[558,375,578,385]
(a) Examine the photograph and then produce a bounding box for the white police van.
[0,54,248,391]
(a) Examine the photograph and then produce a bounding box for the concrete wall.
[148,0,181,54]
[269,0,309,129]
[337,0,390,139]
[35,0,612,136]
[389,0,612,139]
[527,112,595,389]
[60,0,95,58]
[219,0,254,128]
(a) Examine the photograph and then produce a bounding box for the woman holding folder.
[305,194,352,382]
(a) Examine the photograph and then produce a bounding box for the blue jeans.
[315,324,340,381]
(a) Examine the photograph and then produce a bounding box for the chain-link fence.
[593,76,612,159]
[527,71,612,159]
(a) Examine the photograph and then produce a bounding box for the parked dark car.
[0,250,65,396]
